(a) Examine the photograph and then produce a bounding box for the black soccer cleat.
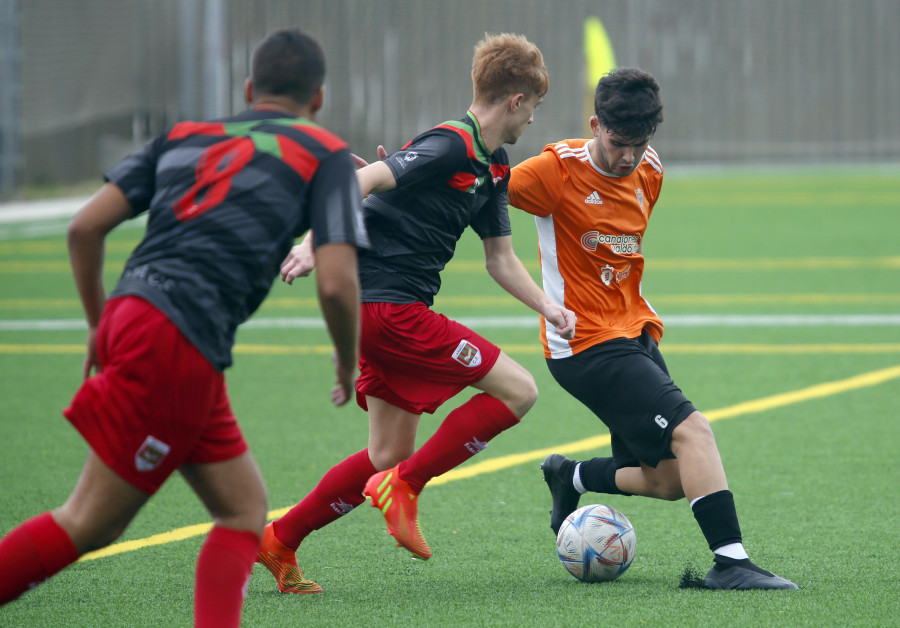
[541,453,581,536]
[703,556,799,590]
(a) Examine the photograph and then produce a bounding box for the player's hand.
[544,304,577,340]
[350,145,388,168]
[330,352,357,406]
[280,241,315,284]
[82,325,102,379]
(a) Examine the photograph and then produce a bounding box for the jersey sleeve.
[471,190,512,240]
[470,175,512,239]
[381,132,466,189]
[642,147,664,215]
[308,148,370,249]
[508,148,567,218]
[104,134,167,216]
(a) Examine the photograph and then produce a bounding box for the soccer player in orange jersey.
[508,68,797,590]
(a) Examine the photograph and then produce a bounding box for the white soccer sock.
[713,542,749,560]
[572,462,587,494]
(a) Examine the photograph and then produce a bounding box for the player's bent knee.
[509,372,538,417]
[368,446,413,471]
[672,411,716,446]
[479,355,538,417]
[52,505,132,554]
[642,468,685,501]
[82,521,129,554]
[655,483,686,501]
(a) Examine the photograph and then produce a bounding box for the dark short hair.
[251,28,325,104]
[594,68,663,142]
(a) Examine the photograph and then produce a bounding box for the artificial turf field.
[1,166,898,627]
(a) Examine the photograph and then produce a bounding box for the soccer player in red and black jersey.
[257,33,576,592]
[0,29,368,625]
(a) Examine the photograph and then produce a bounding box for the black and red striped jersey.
[358,111,512,305]
[106,109,369,371]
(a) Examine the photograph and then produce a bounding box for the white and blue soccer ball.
[556,504,636,582]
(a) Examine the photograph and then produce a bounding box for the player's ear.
[309,85,325,114]
[509,93,525,112]
[243,78,253,105]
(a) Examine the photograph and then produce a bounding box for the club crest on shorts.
[452,339,482,367]
[135,435,171,472]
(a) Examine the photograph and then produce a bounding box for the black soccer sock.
[691,489,742,551]
[579,457,633,496]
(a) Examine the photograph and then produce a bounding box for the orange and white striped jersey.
[508,138,664,359]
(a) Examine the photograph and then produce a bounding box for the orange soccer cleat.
[363,466,432,560]
[255,522,323,594]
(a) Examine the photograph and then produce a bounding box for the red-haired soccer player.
[508,68,797,590]
[0,28,368,625]
[257,33,576,593]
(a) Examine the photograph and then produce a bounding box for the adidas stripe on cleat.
[364,466,432,560]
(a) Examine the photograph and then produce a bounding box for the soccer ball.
[556,504,636,582]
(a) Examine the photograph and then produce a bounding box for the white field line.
[2,314,900,332]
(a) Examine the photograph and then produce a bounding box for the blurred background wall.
[1,0,898,197]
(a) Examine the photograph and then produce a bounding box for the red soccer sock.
[273,449,375,550]
[194,526,259,628]
[399,393,520,493]
[0,511,80,605]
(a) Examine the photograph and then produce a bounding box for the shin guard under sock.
[400,393,520,493]
[274,449,375,550]
[0,512,79,605]
[194,526,260,628]
[691,489,743,551]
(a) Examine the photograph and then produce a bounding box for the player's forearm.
[67,225,108,328]
[356,161,396,197]
[486,252,551,314]
[315,243,361,369]
[320,294,359,370]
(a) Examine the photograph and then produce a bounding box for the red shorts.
[63,296,247,494]
[356,302,501,415]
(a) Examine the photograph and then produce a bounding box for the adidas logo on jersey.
[584,191,603,205]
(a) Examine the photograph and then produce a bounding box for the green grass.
[1,167,899,627]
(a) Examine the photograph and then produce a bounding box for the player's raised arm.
[356,159,396,197]
[283,145,390,285]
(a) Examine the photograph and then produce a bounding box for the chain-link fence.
[2,0,898,196]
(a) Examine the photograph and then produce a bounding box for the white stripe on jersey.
[534,214,573,358]
[553,143,591,163]
[639,281,658,318]
[643,146,662,174]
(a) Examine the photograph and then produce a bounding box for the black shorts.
[546,329,696,468]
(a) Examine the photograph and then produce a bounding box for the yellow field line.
[430,363,900,484]
[78,362,900,562]
[80,523,215,561]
